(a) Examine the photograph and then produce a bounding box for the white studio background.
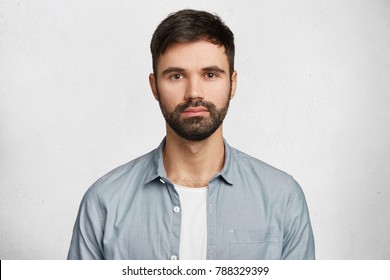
[1,0,389,259]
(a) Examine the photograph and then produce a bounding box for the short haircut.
[150,9,235,75]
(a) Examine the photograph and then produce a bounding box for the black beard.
[159,98,230,141]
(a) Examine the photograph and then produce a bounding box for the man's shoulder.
[88,148,157,194]
[228,145,300,192]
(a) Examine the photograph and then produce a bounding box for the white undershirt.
[174,184,208,260]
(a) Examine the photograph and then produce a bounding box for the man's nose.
[184,77,205,101]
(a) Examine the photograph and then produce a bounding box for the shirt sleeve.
[67,186,105,260]
[281,177,315,259]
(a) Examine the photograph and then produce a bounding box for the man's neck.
[163,126,225,188]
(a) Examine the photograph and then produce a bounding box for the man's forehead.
[157,41,229,70]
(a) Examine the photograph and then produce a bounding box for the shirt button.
[173,206,180,213]
[159,178,165,184]
[170,255,178,260]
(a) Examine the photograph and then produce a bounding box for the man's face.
[149,40,237,141]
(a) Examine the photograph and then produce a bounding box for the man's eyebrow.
[202,66,226,73]
[161,67,185,76]
[161,66,226,76]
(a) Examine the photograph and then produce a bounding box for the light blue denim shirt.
[68,139,315,260]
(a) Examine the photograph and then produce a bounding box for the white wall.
[1,0,389,259]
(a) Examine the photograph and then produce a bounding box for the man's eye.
[205,72,217,78]
[170,74,183,80]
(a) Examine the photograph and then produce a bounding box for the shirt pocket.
[229,228,280,260]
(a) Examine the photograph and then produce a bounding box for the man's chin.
[172,125,220,142]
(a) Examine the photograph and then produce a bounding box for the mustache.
[174,100,216,113]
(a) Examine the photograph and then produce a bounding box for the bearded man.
[68,9,315,260]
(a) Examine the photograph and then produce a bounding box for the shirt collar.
[144,138,167,184]
[218,139,234,185]
[144,138,234,186]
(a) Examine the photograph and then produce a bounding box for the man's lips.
[181,107,209,117]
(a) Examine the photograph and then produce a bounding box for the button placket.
[206,181,217,259]
[164,179,181,262]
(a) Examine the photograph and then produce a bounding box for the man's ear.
[230,70,237,99]
[149,73,159,101]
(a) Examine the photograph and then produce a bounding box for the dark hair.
[150,9,235,75]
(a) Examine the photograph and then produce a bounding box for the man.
[68,9,315,260]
